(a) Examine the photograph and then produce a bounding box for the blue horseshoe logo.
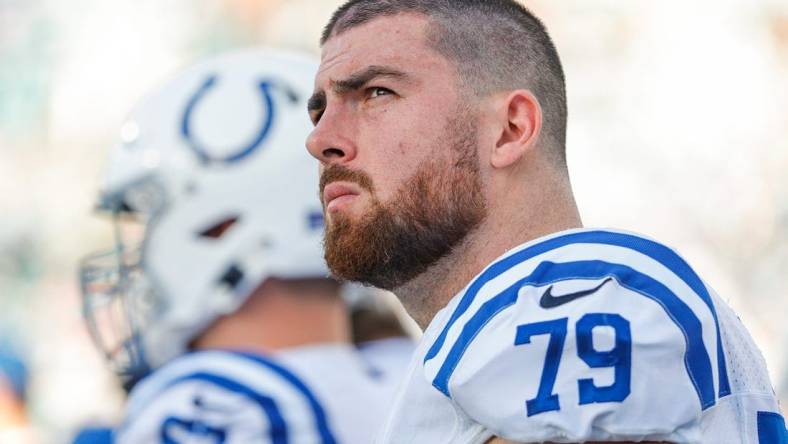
[181,75,298,165]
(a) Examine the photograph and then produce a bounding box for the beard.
[320,113,487,290]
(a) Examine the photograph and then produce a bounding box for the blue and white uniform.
[358,337,417,399]
[377,228,786,444]
[118,345,388,444]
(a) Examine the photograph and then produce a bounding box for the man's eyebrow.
[331,65,410,94]
[307,91,326,113]
[307,65,410,114]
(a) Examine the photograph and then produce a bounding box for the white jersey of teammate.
[117,345,388,444]
[377,228,786,444]
[358,337,417,380]
[358,337,417,398]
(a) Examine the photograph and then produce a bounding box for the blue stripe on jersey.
[72,427,113,444]
[169,372,288,444]
[757,411,787,444]
[424,230,730,398]
[233,352,338,444]
[431,260,717,410]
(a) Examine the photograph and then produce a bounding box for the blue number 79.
[514,313,631,417]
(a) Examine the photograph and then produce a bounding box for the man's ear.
[491,90,542,169]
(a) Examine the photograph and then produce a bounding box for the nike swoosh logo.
[539,277,613,309]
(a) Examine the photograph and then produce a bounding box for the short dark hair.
[322,0,568,163]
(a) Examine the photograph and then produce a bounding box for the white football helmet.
[79,48,326,387]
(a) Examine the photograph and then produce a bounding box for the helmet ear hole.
[198,216,240,239]
[219,264,245,289]
[118,200,135,214]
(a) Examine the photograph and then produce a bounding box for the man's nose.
[306,107,357,165]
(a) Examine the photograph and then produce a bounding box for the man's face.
[307,14,487,289]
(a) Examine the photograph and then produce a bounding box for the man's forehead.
[315,13,439,86]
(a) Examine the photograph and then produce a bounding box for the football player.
[80,48,389,443]
[307,1,786,442]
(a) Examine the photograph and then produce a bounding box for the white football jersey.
[358,337,417,398]
[117,344,389,443]
[377,228,786,444]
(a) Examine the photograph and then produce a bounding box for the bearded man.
[306,1,786,443]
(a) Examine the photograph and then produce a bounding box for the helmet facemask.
[79,177,167,389]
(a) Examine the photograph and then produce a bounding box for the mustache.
[319,164,375,195]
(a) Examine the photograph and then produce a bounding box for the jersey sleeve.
[116,351,336,444]
[422,260,725,443]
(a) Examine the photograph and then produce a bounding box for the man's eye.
[367,87,392,99]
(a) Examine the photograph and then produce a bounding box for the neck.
[396,165,582,330]
[192,279,351,353]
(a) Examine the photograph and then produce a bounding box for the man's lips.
[323,182,362,213]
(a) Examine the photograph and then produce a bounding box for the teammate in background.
[307,1,786,442]
[80,48,388,443]
[345,286,416,394]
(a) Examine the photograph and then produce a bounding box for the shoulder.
[420,229,731,442]
[118,350,337,444]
